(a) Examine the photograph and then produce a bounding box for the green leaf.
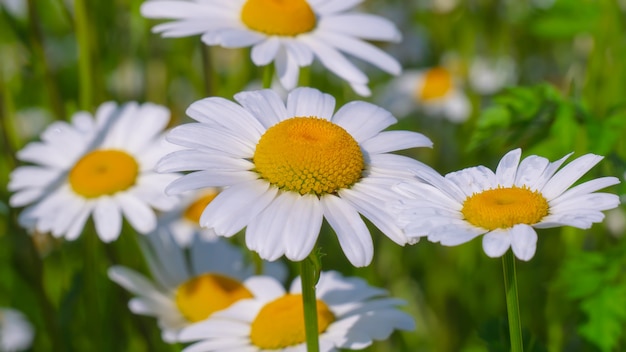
[578,285,626,352]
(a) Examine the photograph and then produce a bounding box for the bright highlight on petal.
[69,149,139,198]
[249,294,335,349]
[253,117,364,196]
[175,273,253,323]
[183,192,219,224]
[462,186,549,231]
[417,67,453,101]
[241,0,316,36]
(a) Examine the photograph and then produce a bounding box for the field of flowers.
[1,0,626,351]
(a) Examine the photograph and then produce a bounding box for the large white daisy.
[393,148,621,260]
[7,102,180,242]
[178,270,415,351]
[157,87,433,267]
[140,0,402,96]
[108,228,286,342]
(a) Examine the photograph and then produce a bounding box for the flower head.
[393,148,620,260]
[140,0,402,96]
[108,228,286,342]
[158,87,433,267]
[8,102,180,242]
[380,67,471,123]
[178,271,415,351]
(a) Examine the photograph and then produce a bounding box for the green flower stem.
[502,250,524,352]
[201,45,217,96]
[262,64,274,89]
[74,0,93,111]
[300,253,321,352]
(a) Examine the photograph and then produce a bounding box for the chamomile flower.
[393,148,620,260]
[381,67,471,123]
[158,87,433,267]
[178,271,415,351]
[108,229,286,342]
[161,188,221,247]
[8,102,180,242]
[0,308,34,352]
[140,0,402,96]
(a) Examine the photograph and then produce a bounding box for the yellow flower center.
[69,150,139,198]
[250,294,335,349]
[417,67,453,101]
[175,273,253,323]
[183,191,219,225]
[253,117,364,196]
[461,186,549,231]
[241,0,316,36]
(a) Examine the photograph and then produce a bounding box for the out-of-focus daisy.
[161,188,221,247]
[393,148,620,261]
[8,102,180,242]
[158,87,433,267]
[380,67,471,123]
[468,56,517,95]
[178,271,415,351]
[0,308,34,352]
[109,229,286,342]
[140,0,402,96]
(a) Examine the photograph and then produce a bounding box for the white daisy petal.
[234,89,288,128]
[510,224,538,261]
[250,37,281,66]
[482,229,512,258]
[541,154,604,200]
[283,194,324,261]
[332,101,395,142]
[514,155,550,188]
[275,47,300,90]
[495,148,521,187]
[312,0,364,14]
[286,87,336,120]
[93,197,122,242]
[318,13,401,41]
[361,131,433,154]
[246,192,294,261]
[321,195,373,267]
[116,193,157,234]
[299,35,368,84]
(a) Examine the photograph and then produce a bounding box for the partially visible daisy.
[140,0,402,96]
[393,148,620,260]
[160,188,222,247]
[380,67,471,123]
[468,56,517,95]
[158,87,433,267]
[0,308,34,352]
[8,102,180,242]
[109,228,286,342]
[178,271,415,351]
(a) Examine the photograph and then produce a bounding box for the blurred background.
[1,0,626,351]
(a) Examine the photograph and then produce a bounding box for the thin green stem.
[502,250,524,352]
[262,64,274,89]
[200,45,217,97]
[74,0,93,111]
[300,254,320,352]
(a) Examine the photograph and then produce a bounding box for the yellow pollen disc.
[461,186,549,231]
[183,191,219,224]
[417,67,453,101]
[241,0,316,36]
[175,273,253,323]
[69,149,139,198]
[253,117,364,196]
[250,294,335,349]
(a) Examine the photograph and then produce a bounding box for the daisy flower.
[140,0,402,96]
[380,67,471,123]
[7,102,180,242]
[157,87,433,267]
[161,188,222,247]
[468,56,517,95]
[393,148,620,260]
[178,271,415,351]
[0,308,34,352]
[108,228,286,342]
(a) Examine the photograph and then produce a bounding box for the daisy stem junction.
[502,250,524,352]
[300,251,322,352]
